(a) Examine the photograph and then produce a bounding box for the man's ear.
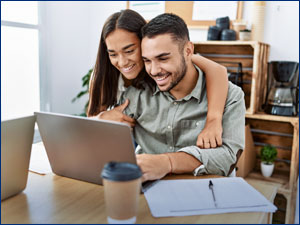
[184,41,194,58]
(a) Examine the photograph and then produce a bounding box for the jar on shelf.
[233,21,247,40]
[239,29,252,41]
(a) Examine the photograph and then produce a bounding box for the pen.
[209,180,217,208]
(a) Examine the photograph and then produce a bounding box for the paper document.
[192,1,238,21]
[144,177,277,217]
[129,1,165,20]
[29,142,52,174]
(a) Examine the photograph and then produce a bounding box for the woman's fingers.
[196,137,204,148]
[209,138,217,148]
[216,135,222,147]
[204,140,210,149]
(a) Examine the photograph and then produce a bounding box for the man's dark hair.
[141,13,190,48]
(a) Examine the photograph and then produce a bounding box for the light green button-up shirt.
[121,66,246,176]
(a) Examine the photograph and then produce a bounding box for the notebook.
[34,111,137,185]
[1,115,36,200]
[143,177,277,217]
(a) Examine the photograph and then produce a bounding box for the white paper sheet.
[192,1,238,21]
[144,177,277,217]
[29,142,52,174]
[129,1,165,20]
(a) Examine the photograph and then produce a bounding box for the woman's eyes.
[109,49,134,57]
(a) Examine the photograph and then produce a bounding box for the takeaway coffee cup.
[101,162,142,224]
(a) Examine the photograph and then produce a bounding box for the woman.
[88,9,228,149]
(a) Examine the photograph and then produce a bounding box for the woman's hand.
[94,99,136,127]
[196,117,223,149]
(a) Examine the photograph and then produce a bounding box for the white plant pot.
[260,162,275,177]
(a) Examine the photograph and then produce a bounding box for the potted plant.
[72,68,93,117]
[260,145,277,177]
[239,29,251,41]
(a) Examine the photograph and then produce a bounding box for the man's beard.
[164,55,187,92]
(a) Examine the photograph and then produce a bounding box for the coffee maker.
[264,61,299,116]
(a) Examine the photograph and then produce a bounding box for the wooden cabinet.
[194,41,269,114]
[245,113,298,224]
[194,41,298,224]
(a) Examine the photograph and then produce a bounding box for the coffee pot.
[264,61,299,116]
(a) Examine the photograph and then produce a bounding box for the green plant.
[72,68,93,117]
[260,145,277,164]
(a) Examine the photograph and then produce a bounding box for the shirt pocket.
[181,119,206,130]
[176,119,206,148]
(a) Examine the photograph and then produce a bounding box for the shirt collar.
[153,86,160,95]
[182,65,203,102]
[153,64,204,103]
[118,74,127,92]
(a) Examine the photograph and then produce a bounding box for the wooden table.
[1,172,277,224]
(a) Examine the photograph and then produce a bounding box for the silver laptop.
[34,111,137,185]
[1,115,36,200]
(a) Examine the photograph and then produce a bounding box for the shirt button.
[196,122,199,126]
[173,102,177,105]
[169,146,173,150]
[167,125,171,129]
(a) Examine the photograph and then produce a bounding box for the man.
[122,13,245,182]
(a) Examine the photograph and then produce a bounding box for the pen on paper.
[209,180,217,208]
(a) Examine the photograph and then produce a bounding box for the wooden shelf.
[246,172,292,198]
[193,41,269,114]
[245,114,299,224]
[246,112,299,125]
[246,171,289,187]
[193,41,298,223]
[193,40,263,47]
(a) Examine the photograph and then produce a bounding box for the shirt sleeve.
[178,83,246,176]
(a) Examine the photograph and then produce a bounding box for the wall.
[42,1,90,114]
[41,1,125,115]
[42,1,299,115]
[263,1,299,61]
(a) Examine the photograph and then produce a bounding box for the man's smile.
[151,73,171,86]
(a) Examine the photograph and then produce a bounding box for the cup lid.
[101,161,142,182]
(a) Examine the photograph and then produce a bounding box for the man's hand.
[94,99,135,127]
[136,154,171,182]
[196,117,223,149]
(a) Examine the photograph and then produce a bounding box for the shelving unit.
[245,113,299,224]
[194,41,270,114]
[194,41,299,224]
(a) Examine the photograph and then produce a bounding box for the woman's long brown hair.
[87,9,155,117]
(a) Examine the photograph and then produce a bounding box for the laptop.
[34,111,137,185]
[1,115,36,200]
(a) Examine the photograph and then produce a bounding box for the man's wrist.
[164,154,173,174]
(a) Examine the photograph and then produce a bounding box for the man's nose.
[118,55,129,67]
[149,62,161,76]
